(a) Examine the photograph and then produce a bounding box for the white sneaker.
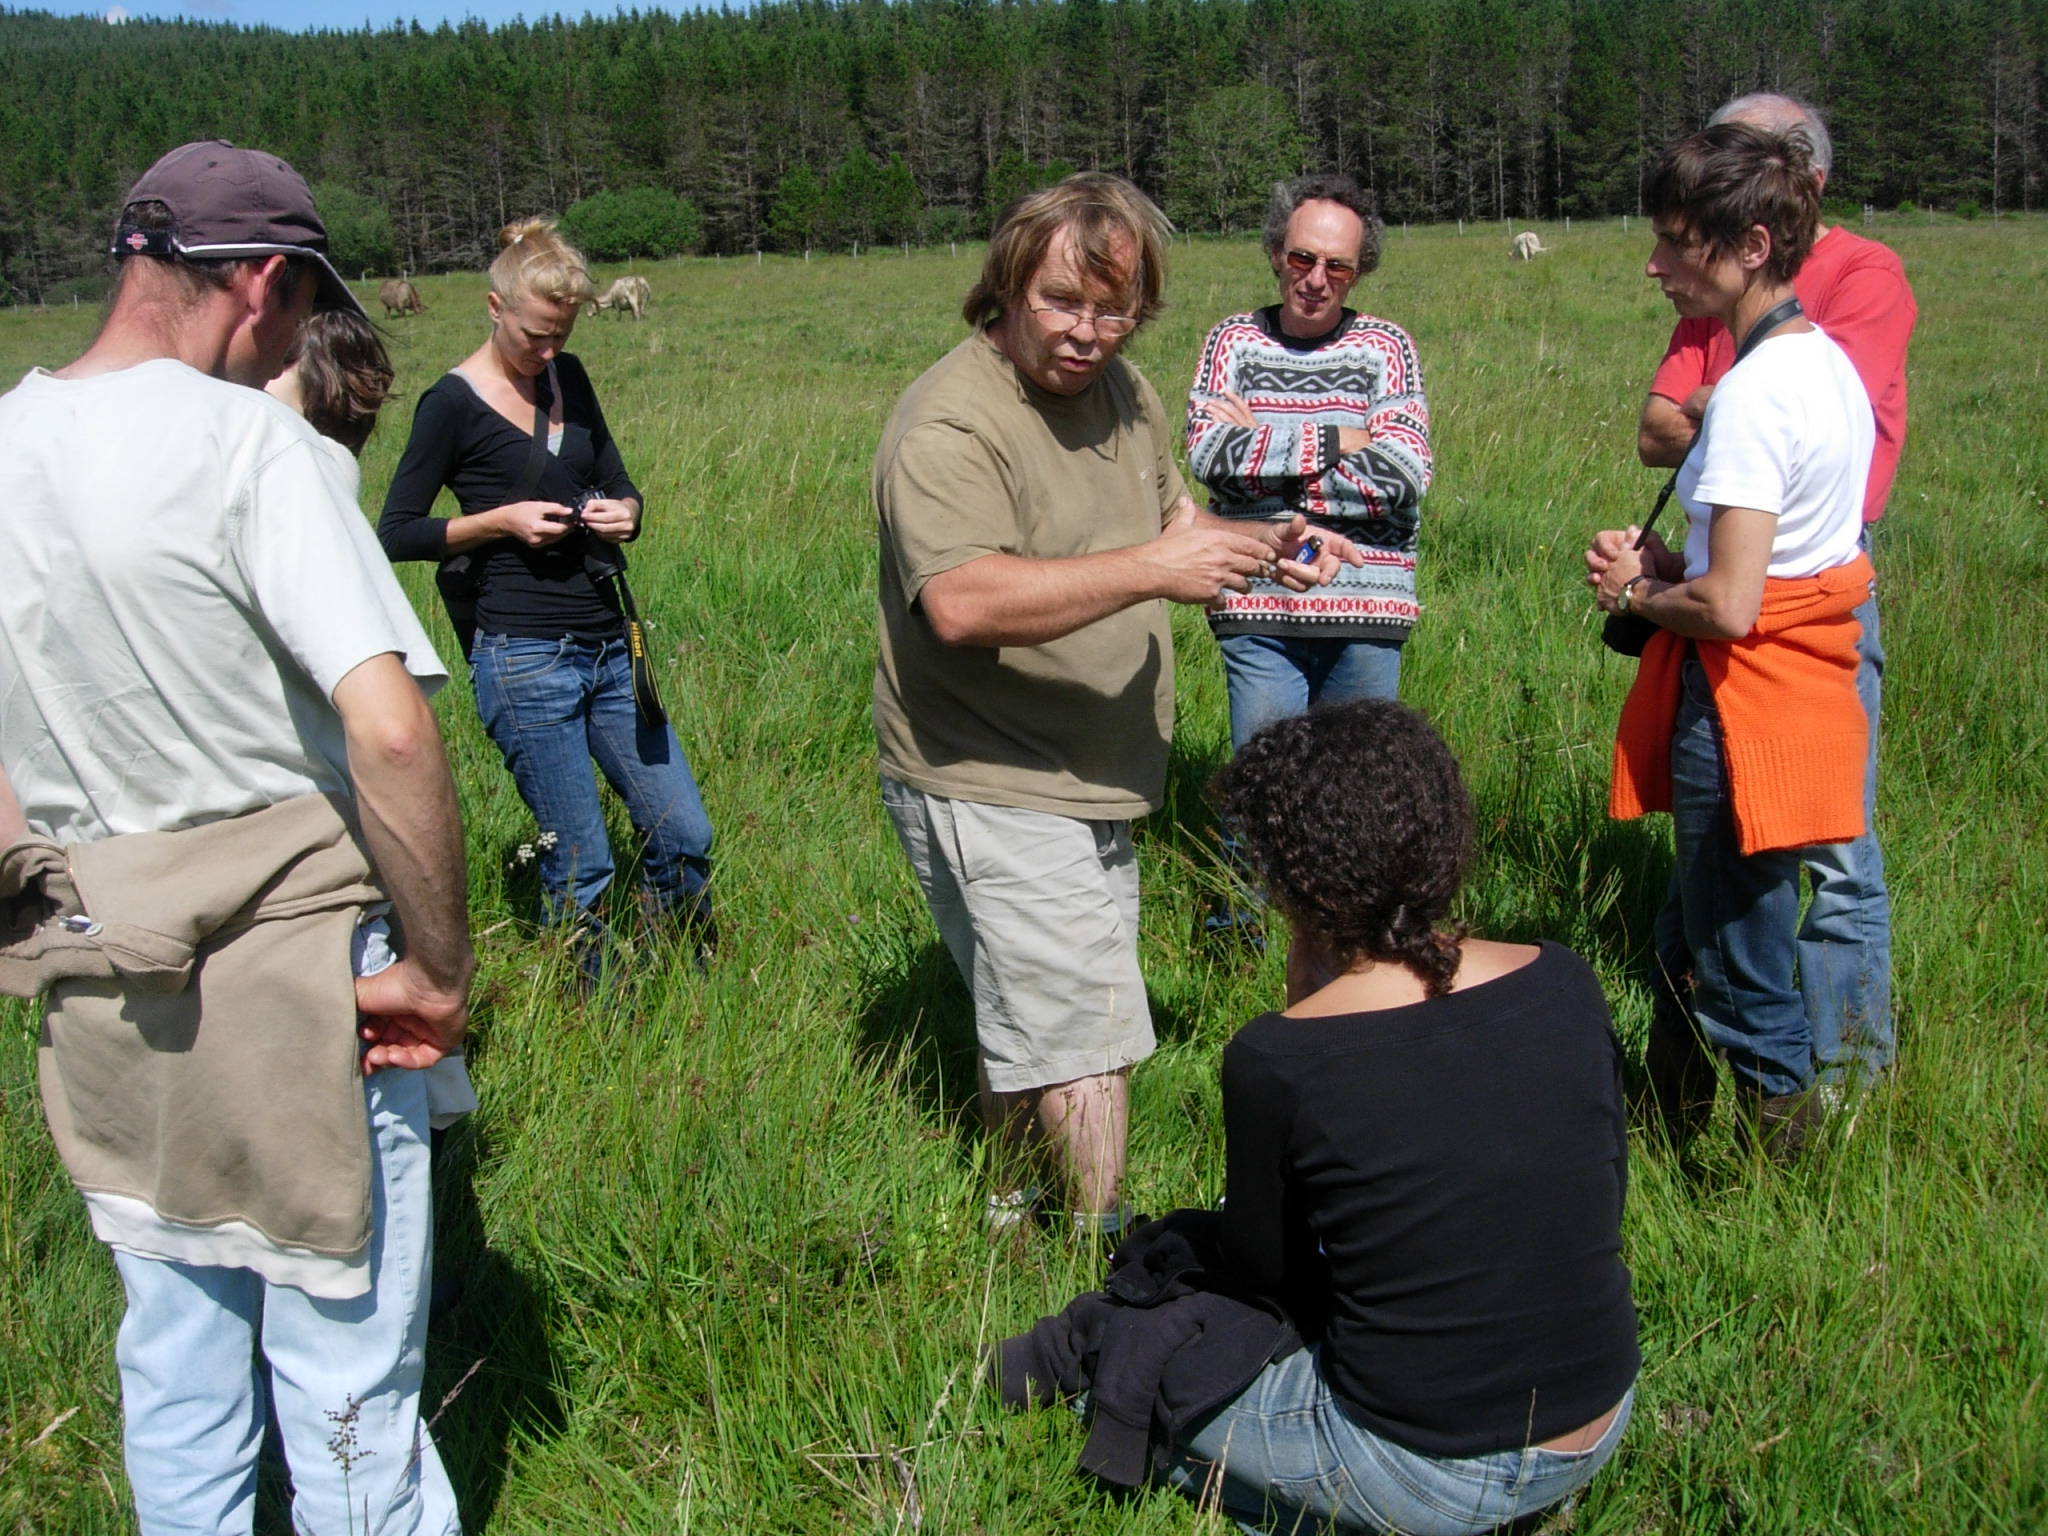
[985,1187,1042,1234]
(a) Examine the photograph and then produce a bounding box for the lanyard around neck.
[1734,295,1805,365]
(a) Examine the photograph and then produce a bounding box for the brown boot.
[1644,1012,1716,1150]
[1734,1086,1823,1165]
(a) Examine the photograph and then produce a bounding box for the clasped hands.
[1584,524,1684,611]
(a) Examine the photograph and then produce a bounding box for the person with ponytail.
[1159,699,1638,1534]
[381,219,715,969]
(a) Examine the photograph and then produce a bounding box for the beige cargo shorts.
[881,776,1156,1094]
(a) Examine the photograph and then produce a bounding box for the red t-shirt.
[1650,226,1916,520]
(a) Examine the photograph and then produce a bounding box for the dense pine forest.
[1,0,2043,298]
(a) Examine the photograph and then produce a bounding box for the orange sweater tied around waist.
[1610,553,1874,856]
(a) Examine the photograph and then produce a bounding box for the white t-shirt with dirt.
[1676,326,1875,580]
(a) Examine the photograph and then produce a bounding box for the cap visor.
[172,241,367,317]
[307,251,368,318]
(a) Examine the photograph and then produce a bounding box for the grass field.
[2,211,2045,1534]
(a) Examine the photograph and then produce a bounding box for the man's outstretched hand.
[356,957,469,1074]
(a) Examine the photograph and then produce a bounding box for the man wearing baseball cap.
[0,142,470,1532]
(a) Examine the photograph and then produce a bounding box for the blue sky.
[56,1,725,29]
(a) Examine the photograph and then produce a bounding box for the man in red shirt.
[1636,93,1916,1107]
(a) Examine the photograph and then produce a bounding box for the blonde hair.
[488,217,595,308]
[962,172,1172,333]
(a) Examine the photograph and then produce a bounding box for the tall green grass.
[2,213,2044,1533]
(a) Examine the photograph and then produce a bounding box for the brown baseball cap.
[110,140,366,317]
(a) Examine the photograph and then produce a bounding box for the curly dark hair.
[1214,700,1473,996]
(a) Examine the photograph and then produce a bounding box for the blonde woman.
[380,220,714,970]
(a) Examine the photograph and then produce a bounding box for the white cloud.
[104,4,129,19]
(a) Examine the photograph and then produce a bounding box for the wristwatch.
[1617,574,1650,615]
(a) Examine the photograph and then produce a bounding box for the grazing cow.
[589,274,652,321]
[1510,231,1549,261]
[379,278,426,317]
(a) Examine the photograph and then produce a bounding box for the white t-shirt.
[1677,326,1875,580]
[0,359,446,844]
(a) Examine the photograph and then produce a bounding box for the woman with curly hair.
[1168,700,1638,1535]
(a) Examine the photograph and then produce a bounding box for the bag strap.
[506,362,556,505]
[1633,296,1804,552]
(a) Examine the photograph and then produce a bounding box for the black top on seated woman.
[1154,700,1639,1534]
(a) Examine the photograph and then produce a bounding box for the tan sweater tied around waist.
[0,793,386,1260]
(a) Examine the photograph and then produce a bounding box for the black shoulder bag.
[433,371,554,664]
[1601,295,1806,658]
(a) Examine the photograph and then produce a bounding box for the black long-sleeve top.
[1218,941,1639,1458]
[378,352,641,641]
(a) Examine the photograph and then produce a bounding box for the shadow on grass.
[427,1116,567,1532]
[248,1122,565,1533]
[1151,740,1231,864]
[853,938,981,1140]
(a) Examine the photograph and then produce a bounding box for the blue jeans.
[113,1070,458,1536]
[1219,633,1403,751]
[472,632,713,924]
[1799,588,1891,1083]
[1166,1345,1631,1535]
[1656,653,1849,1100]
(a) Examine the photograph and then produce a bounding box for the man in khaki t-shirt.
[874,174,1356,1241]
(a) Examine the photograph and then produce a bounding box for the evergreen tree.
[983,149,1077,227]
[0,1,2043,297]
[824,148,885,251]
[767,163,826,254]
[875,153,925,245]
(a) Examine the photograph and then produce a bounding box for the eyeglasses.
[1283,250,1360,283]
[1027,300,1139,339]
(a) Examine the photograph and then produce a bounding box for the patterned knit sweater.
[1186,306,1432,640]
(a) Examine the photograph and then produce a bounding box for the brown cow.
[588,275,651,321]
[378,278,426,318]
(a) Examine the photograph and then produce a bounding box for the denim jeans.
[471,631,713,924]
[1219,633,1403,752]
[1799,588,1891,1083]
[113,1069,458,1536]
[1165,1345,1632,1535]
[1655,653,1842,1099]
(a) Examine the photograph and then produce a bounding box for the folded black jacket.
[993,1209,1301,1486]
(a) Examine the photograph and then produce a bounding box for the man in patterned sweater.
[1187,173,1433,750]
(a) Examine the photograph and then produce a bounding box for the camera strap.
[508,362,556,505]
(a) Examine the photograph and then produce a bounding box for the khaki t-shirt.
[874,334,1187,819]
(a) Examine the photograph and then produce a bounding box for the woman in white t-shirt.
[1585,122,1878,1164]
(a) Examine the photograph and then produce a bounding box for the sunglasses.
[1283,250,1359,284]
